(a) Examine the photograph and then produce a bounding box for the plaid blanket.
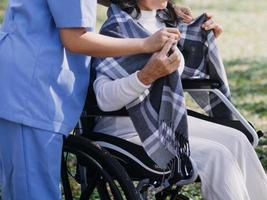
[178,14,232,119]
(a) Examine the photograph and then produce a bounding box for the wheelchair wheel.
[61,135,140,200]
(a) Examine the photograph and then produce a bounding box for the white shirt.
[137,10,165,34]
[137,10,185,75]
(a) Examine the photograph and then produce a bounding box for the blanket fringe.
[159,120,193,180]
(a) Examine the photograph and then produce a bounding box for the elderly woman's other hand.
[138,41,181,85]
[202,13,223,38]
[174,5,194,24]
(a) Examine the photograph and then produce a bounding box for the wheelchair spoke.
[97,180,113,200]
[79,171,99,200]
[62,135,140,200]
[96,172,124,200]
[155,192,168,200]
[62,148,124,200]
[169,186,182,200]
[61,154,74,200]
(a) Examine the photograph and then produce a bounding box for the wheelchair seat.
[86,131,199,185]
[87,131,168,179]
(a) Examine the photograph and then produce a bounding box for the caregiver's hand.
[202,13,223,38]
[143,28,181,53]
[174,5,194,24]
[60,27,180,57]
[137,41,181,85]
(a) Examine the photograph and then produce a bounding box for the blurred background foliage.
[0,0,267,199]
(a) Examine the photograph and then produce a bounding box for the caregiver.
[0,0,181,199]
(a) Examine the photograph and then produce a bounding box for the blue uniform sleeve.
[46,0,97,28]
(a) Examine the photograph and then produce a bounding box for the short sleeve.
[46,0,97,28]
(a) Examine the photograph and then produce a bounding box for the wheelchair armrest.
[83,79,220,117]
[182,79,221,90]
[83,105,129,117]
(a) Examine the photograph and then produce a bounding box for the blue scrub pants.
[0,118,63,200]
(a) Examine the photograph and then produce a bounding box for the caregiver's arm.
[60,28,180,57]
[94,41,183,111]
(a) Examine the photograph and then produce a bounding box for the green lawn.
[0,0,6,22]
[1,1,267,199]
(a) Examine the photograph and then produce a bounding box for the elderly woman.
[93,0,267,200]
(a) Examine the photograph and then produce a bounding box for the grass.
[1,0,267,199]
[0,0,6,22]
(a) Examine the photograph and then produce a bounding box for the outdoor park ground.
[1,0,267,199]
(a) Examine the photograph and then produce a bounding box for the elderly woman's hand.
[138,41,181,85]
[202,13,223,38]
[174,5,194,24]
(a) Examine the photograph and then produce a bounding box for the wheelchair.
[61,70,263,200]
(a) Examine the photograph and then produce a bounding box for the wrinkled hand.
[143,28,181,53]
[174,5,194,24]
[202,13,223,38]
[138,41,182,85]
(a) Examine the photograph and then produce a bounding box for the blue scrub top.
[0,0,97,135]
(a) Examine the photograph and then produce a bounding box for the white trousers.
[112,116,267,200]
[188,117,267,200]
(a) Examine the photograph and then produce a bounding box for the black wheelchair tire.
[61,135,140,200]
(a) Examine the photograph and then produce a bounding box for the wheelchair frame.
[61,79,262,200]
